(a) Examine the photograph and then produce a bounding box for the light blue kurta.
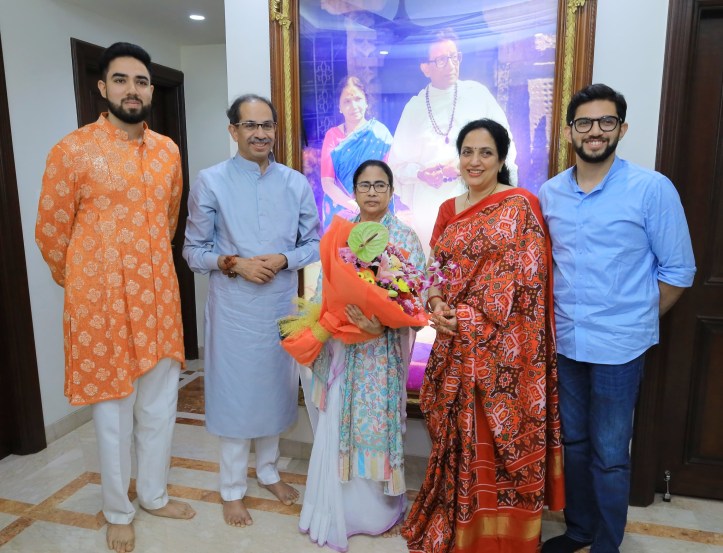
[183,154,320,439]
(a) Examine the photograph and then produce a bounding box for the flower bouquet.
[280,216,430,365]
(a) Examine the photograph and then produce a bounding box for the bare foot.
[223,499,253,527]
[382,523,402,537]
[260,480,299,505]
[141,499,196,519]
[106,523,135,552]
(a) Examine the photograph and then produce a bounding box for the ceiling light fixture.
[189,14,206,21]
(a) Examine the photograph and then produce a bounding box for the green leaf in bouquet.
[348,222,389,263]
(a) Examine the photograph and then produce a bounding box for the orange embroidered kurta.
[36,114,185,406]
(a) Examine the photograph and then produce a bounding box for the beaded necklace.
[425,82,458,144]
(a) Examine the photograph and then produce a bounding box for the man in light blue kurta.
[183,94,320,527]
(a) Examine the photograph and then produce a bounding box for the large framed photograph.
[270,0,597,414]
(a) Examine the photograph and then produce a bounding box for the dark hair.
[336,75,368,101]
[336,75,371,119]
[98,42,152,81]
[425,28,459,61]
[566,83,627,124]
[352,159,394,191]
[226,94,278,125]
[456,118,511,185]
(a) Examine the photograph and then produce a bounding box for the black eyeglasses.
[570,115,621,133]
[425,52,462,68]
[233,120,276,132]
[355,181,390,193]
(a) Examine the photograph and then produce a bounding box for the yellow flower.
[396,278,410,293]
[357,268,376,284]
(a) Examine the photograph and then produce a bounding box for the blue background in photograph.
[298,0,558,222]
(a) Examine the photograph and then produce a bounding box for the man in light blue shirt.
[183,95,320,529]
[538,84,695,553]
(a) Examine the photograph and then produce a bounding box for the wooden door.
[632,0,723,503]
[70,38,198,359]
[0,34,46,458]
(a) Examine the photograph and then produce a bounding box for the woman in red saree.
[402,119,564,553]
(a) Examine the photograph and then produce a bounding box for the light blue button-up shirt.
[538,157,696,364]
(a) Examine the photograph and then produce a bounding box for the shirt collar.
[427,81,458,95]
[96,113,149,143]
[352,210,393,226]
[233,152,276,175]
[569,155,623,194]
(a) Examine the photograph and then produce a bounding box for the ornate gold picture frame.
[270,0,597,416]
[270,0,596,174]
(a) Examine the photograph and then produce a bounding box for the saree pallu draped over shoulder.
[402,189,564,553]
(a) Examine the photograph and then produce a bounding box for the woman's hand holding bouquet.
[279,217,430,365]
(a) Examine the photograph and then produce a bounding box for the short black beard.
[574,138,618,164]
[107,99,151,124]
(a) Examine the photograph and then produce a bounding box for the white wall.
[222,1,672,455]
[0,0,671,444]
[180,44,229,346]
[0,0,183,429]
[592,0,670,169]
[225,1,271,101]
[225,0,271,156]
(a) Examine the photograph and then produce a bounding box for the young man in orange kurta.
[36,42,195,553]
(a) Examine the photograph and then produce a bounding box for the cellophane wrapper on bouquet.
[280,216,430,365]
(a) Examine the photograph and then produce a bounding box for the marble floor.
[1,364,722,552]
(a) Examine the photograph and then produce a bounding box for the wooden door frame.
[0,33,47,456]
[629,0,721,506]
[70,38,199,359]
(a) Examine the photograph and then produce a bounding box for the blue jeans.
[557,353,645,553]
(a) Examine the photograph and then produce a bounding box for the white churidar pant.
[92,357,181,525]
[219,435,282,500]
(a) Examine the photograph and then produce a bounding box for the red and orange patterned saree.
[402,188,564,553]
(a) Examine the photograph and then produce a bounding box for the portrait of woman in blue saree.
[319,76,393,230]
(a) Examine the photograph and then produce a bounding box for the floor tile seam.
[0,502,103,531]
[0,499,34,517]
[178,372,203,384]
[164,483,302,515]
[541,510,723,545]
[623,520,723,546]
[175,411,205,420]
[168,456,308,485]
[31,472,93,511]
[22,507,103,530]
[0,483,303,544]
[1,500,721,548]
[175,417,205,426]
[3,465,720,547]
[0,517,34,547]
